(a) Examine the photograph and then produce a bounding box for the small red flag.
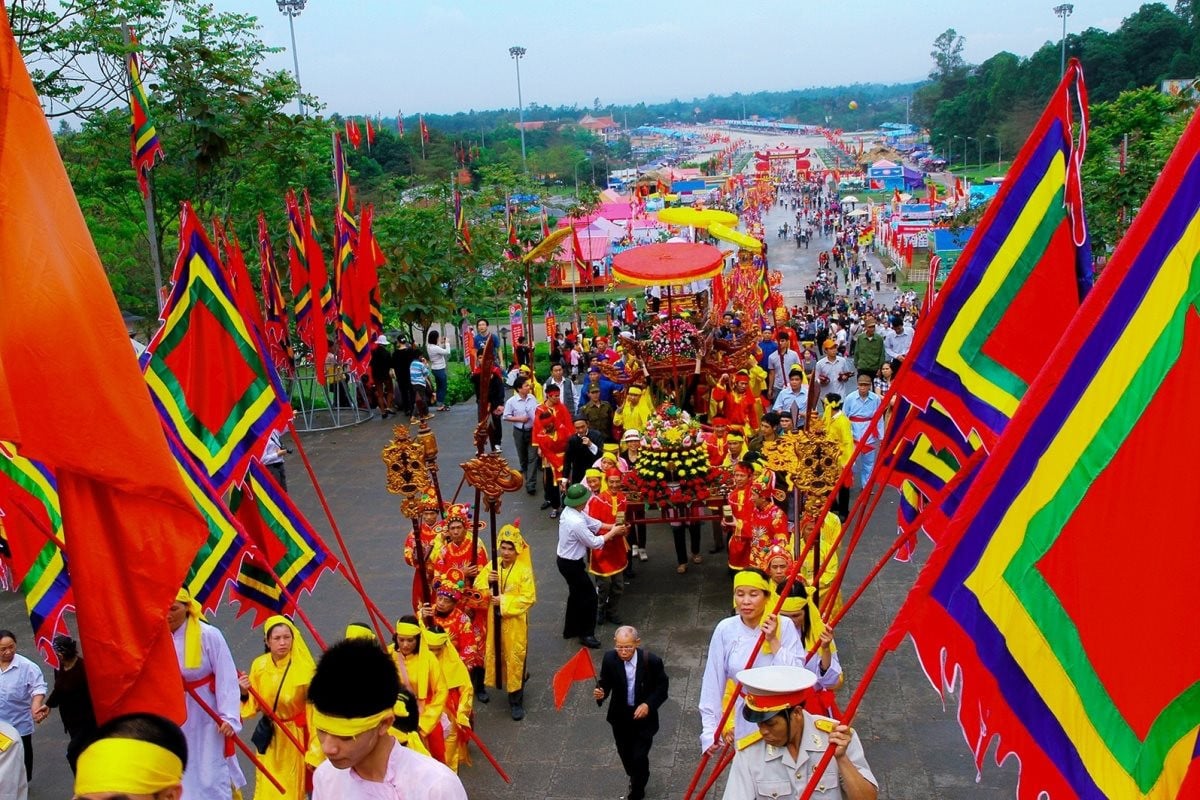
[419,115,430,144]
[365,117,375,148]
[346,118,362,150]
[552,647,595,709]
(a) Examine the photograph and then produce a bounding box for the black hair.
[392,684,420,734]
[390,615,421,654]
[427,330,440,345]
[761,412,781,428]
[309,639,401,719]
[476,317,489,326]
[825,392,843,405]
[84,712,188,770]
[0,630,16,643]
[512,375,528,390]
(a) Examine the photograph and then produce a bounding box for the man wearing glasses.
[593,627,669,800]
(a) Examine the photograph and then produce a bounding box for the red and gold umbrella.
[611,242,726,287]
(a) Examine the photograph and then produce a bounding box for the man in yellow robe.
[485,522,537,721]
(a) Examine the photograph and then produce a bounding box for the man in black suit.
[562,416,605,487]
[593,626,669,800]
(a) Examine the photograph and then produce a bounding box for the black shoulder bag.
[251,659,291,754]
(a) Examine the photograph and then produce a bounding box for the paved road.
[5,140,1018,798]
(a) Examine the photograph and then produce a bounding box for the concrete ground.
[5,132,1018,798]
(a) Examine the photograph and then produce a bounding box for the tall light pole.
[276,0,307,116]
[1054,4,1074,78]
[952,135,964,170]
[986,133,1002,170]
[509,46,528,173]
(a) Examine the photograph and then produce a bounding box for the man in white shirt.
[0,632,45,780]
[310,639,466,800]
[544,362,576,414]
[556,484,626,649]
[502,376,540,494]
[766,333,801,400]
[772,367,810,426]
[813,340,854,402]
[884,316,913,373]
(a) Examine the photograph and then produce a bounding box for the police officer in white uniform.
[722,665,877,800]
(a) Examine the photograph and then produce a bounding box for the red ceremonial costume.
[532,401,572,478]
[711,374,760,434]
[586,487,627,577]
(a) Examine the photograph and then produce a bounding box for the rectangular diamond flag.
[142,203,290,494]
[228,458,339,626]
[286,189,328,385]
[0,6,209,724]
[886,107,1200,800]
[880,60,1092,550]
[0,443,72,663]
[332,131,358,309]
[126,30,164,198]
[258,213,295,377]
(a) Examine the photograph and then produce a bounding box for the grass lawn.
[945,161,1012,182]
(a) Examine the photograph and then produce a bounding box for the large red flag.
[0,7,208,724]
[552,647,595,709]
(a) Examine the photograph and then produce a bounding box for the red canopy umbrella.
[611,242,725,287]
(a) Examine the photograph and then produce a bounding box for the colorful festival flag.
[332,132,359,311]
[286,189,328,385]
[0,8,210,723]
[141,204,290,494]
[126,30,164,198]
[885,107,1200,800]
[454,189,472,254]
[0,443,72,663]
[228,458,339,626]
[355,204,385,340]
[365,117,375,149]
[879,60,1092,550]
[304,189,335,324]
[258,213,295,376]
[420,115,430,144]
[165,431,248,614]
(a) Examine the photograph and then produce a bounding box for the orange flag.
[0,7,208,724]
[552,647,596,709]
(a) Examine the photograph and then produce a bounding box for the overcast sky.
[227,0,1152,115]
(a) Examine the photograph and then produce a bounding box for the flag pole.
[121,23,165,313]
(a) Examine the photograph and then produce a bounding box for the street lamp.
[1054,4,1074,78]
[967,136,981,169]
[499,326,510,367]
[509,46,528,173]
[952,135,964,170]
[986,134,1002,170]
[276,0,307,116]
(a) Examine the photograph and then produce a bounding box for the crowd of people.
[10,171,914,800]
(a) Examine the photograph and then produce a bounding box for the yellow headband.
[780,596,807,614]
[422,629,449,648]
[311,708,393,738]
[174,589,203,670]
[732,571,772,593]
[345,623,376,641]
[75,738,183,796]
[395,622,421,637]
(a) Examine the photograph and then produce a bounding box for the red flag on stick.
[552,647,595,709]
[0,7,209,724]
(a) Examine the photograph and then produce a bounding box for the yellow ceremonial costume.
[613,386,654,437]
[390,622,449,761]
[800,512,845,616]
[485,523,537,694]
[422,627,473,772]
[822,401,855,472]
[240,616,316,800]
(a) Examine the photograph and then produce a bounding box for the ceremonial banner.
[142,204,290,494]
[0,444,72,662]
[454,188,472,254]
[888,108,1200,799]
[305,189,335,324]
[167,432,247,613]
[356,204,385,340]
[258,213,296,376]
[508,303,524,346]
[126,30,164,198]
[286,189,328,384]
[229,459,339,625]
[879,61,1093,552]
[0,7,209,723]
[332,132,358,307]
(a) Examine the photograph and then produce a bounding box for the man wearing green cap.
[556,483,627,649]
[724,665,877,800]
